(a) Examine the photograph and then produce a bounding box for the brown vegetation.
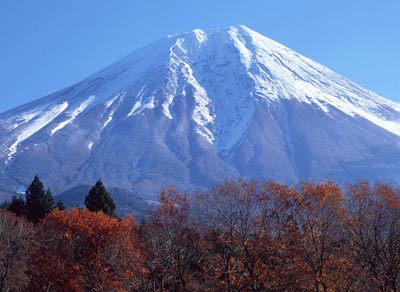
[1,179,400,291]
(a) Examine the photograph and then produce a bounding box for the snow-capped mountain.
[1,25,400,198]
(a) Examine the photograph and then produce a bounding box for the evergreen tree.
[8,196,26,217]
[84,180,116,217]
[25,175,55,224]
[0,200,10,210]
[55,199,66,211]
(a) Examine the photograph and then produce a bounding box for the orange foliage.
[27,208,140,292]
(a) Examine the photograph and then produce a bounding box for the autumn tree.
[0,210,33,291]
[345,181,400,291]
[27,208,140,292]
[193,179,305,291]
[84,179,116,217]
[255,180,308,290]
[140,187,203,291]
[194,180,263,291]
[292,181,355,292]
[25,175,55,224]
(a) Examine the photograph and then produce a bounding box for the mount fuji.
[1,25,400,199]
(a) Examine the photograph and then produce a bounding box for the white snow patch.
[185,71,214,142]
[15,111,41,123]
[161,57,181,120]
[127,86,156,117]
[127,98,155,117]
[103,114,113,128]
[196,128,214,144]
[50,95,95,136]
[105,91,126,109]
[229,27,253,69]
[193,29,207,44]
[127,86,146,117]
[169,40,215,143]
[142,97,156,110]
[128,101,142,117]
[105,96,119,109]
[7,102,68,161]
[162,94,174,120]
[103,92,126,128]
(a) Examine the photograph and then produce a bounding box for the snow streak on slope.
[169,37,215,143]
[171,27,256,152]
[167,36,215,144]
[7,102,69,161]
[15,111,43,125]
[127,96,155,117]
[127,86,156,117]
[50,96,95,136]
[103,92,126,129]
[105,94,122,109]
[103,115,113,128]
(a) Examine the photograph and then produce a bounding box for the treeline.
[1,179,400,291]
[1,176,116,224]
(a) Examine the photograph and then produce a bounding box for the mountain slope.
[1,25,399,197]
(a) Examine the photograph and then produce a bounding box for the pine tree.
[0,200,10,210]
[25,175,55,224]
[8,196,26,217]
[55,200,66,211]
[84,180,116,217]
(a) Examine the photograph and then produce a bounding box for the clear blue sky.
[1,0,399,113]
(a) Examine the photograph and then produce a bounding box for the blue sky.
[1,0,399,113]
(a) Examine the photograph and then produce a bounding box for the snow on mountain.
[0,25,399,198]
[50,95,96,136]
[5,102,69,161]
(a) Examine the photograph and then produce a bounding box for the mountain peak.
[0,26,399,196]
[229,24,267,37]
[171,25,400,137]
